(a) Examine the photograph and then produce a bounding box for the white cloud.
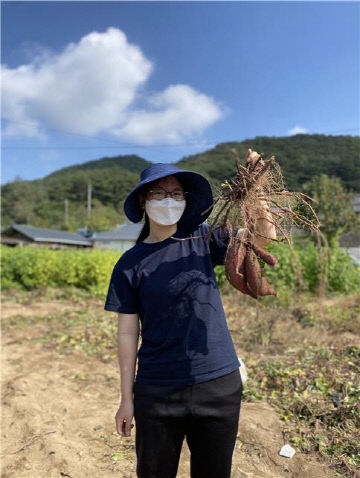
[1,27,224,144]
[110,85,223,144]
[288,125,308,135]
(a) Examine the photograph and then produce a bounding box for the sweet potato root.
[224,234,257,298]
[244,248,263,297]
[248,242,277,266]
[224,226,278,298]
[225,242,277,298]
[205,147,325,299]
[258,275,277,296]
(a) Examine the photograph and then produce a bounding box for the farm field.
[1,286,359,478]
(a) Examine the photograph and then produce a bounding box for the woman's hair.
[135,176,185,244]
[136,209,151,244]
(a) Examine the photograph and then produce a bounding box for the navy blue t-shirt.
[103,222,241,386]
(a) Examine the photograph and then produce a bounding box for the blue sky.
[1,1,359,185]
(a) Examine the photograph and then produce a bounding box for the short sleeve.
[104,261,139,314]
[208,224,239,267]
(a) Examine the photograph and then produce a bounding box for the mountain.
[1,134,359,231]
[178,134,360,191]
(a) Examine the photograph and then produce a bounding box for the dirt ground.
[1,299,338,478]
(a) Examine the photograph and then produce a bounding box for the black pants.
[133,368,243,478]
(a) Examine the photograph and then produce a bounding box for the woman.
[104,157,276,478]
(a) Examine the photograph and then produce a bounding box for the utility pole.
[87,183,92,219]
[64,198,69,227]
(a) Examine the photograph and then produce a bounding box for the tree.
[301,174,360,247]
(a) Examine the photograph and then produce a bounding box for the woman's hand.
[115,400,135,437]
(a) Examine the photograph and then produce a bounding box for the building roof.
[90,221,143,241]
[3,223,93,246]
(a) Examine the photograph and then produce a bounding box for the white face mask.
[145,197,186,226]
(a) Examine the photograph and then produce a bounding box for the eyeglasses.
[146,187,188,201]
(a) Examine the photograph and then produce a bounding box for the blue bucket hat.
[124,163,214,231]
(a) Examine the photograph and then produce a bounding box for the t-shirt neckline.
[138,228,183,247]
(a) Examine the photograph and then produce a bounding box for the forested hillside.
[2,134,359,231]
[178,134,360,191]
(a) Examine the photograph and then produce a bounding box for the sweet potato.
[224,237,257,298]
[244,248,262,296]
[249,242,277,266]
[258,275,277,296]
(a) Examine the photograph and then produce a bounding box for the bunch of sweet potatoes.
[224,229,278,299]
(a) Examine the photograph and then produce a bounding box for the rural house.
[90,221,143,252]
[1,224,93,249]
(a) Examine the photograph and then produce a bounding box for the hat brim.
[124,169,214,230]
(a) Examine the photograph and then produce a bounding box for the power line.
[1,117,359,151]
[1,145,213,150]
[2,130,359,151]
